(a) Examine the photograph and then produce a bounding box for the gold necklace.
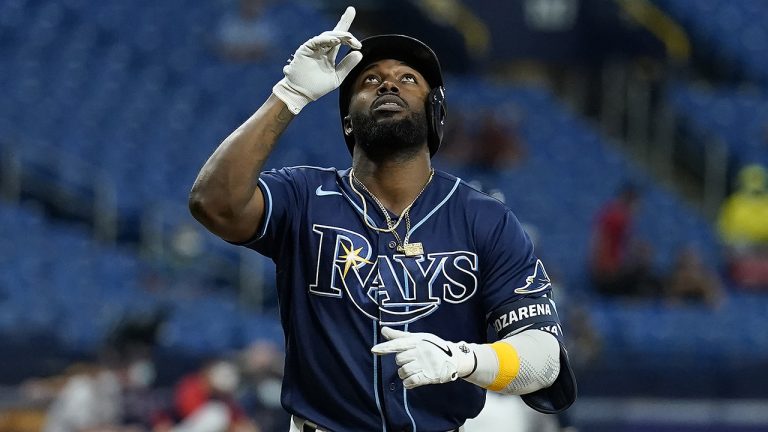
[349,168,434,256]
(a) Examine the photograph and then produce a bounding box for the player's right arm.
[188,6,362,242]
[188,95,292,243]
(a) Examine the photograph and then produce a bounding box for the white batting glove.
[371,327,477,389]
[272,6,363,114]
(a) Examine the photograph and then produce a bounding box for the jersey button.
[388,241,397,249]
[389,382,396,391]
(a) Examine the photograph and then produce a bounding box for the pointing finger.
[333,6,356,32]
[305,34,342,51]
[381,326,411,340]
[322,31,361,49]
[337,34,361,50]
[371,338,415,355]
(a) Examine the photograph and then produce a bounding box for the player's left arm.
[373,205,576,413]
[371,326,559,395]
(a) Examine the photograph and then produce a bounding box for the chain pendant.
[399,242,424,257]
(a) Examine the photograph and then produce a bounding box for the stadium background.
[1,0,768,430]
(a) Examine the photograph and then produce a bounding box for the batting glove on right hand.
[371,327,477,389]
[272,6,363,114]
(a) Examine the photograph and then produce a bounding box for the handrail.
[413,0,491,59]
[141,201,262,306]
[0,144,21,201]
[616,0,691,63]
[0,138,118,243]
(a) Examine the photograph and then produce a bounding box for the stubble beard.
[350,109,429,162]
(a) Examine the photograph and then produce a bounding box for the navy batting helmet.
[338,34,446,157]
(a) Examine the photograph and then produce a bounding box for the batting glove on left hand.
[371,327,477,389]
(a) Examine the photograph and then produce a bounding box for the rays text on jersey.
[309,224,479,325]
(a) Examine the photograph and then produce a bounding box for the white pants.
[464,394,560,432]
[290,415,465,432]
[290,416,327,432]
[172,401,230,432]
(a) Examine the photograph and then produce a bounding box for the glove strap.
[459,351,478,379]
[272,78,312,115]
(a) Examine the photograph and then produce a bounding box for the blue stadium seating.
[0,202,282,355]
[440,80,722,288]
[654,0,768,84]
[667,83,768,168]
[2,0,768,379]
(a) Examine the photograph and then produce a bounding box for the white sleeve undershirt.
[463,329,560,395]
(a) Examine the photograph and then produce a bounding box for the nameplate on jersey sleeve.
[489,296,562,340]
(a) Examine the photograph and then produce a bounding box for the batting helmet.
[338,34,446,157]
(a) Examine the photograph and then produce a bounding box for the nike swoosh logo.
[423,339,452,357]
[316,186,342,197]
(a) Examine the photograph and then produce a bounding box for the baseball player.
[189,6,576,431]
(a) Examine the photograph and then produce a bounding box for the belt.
[293,416,326,432]
[301,422,461,432]
[302,427,461,432]
[295,416,462,432]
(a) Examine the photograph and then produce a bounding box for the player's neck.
[352,154,432,215]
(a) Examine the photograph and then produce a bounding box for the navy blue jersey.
[234,166,573,431]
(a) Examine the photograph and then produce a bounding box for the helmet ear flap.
[426,86,447,156]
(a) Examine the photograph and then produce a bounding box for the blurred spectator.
[718,164,768,288]
[619,240,663,298]
[214,0,276,62]
[437,111,475,165]
[238,342,289,432]
[107,314,166,428]
[166,223,206,275]
[42,354,155,432]
[471,111,526,169]
[171,223,206,263]
[20,319,163,432]
[565,306,601,368]
[438,110,526,169]
[664,246,723,308]
[590,183,660,297]
[18,365,91,432]
[153,360,257,432]
[108,310,167,356]
[718,164,768,248]
[42,363,120,432]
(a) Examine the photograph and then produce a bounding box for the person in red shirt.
[153,360,257,432]
[590,184,645,296]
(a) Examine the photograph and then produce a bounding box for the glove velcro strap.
[272,78,312,115]
[459,351,478,379]
[486,342,520,391]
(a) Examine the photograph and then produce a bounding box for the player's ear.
[343,116,353,136]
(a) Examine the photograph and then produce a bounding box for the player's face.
[347,59,431,157]
[349,59,431,122]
